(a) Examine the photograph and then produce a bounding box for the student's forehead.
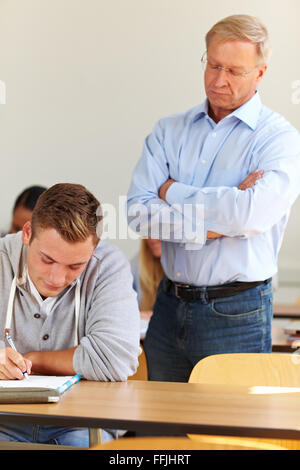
[33,228,95,263]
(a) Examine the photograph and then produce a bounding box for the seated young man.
[0,183,140,447]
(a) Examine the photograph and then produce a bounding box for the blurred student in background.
[10,185,47,233]
[131,238,163,339]
[1,186,47,236]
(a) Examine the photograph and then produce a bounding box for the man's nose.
[49,264,66,285]
[213,69,230,87]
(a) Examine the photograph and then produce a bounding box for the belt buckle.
[174,284,180,298]
[174,283,190,299]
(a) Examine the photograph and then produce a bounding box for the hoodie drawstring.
[4,276,80,347]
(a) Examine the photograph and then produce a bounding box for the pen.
[5,332,29,380]
[56,374,81,394]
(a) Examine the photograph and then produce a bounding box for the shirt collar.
[192,100,209,122]
[229,92,262,130]
[193,91,262,130]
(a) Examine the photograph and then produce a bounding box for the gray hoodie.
[0,233,140,381]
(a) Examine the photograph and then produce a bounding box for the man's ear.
[256,64,267,84]
[22,221,32,246]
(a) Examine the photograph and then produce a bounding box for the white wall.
[0,0,299,288]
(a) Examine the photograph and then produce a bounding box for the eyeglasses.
[201,51,260,79]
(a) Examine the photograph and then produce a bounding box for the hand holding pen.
[0,333,32,380]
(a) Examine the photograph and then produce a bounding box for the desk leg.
[89,428,102,447]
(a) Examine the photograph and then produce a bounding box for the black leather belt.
[162,277,271,302]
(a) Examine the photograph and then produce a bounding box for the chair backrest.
[189,353,300,387]
[128,344,148,381]
[188,353,300,450]
[90,435,285,450]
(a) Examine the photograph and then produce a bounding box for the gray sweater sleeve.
[73,247,141,381]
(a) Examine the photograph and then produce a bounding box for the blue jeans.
[0,424,90,447]
[144,279,273,383]
[0,424,114,447]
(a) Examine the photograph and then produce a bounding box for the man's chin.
[208,93,232,107]
[39,282,64,297]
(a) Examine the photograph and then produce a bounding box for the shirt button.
[34,313,41,319]
[42,334,49,341]
[212,132,217,137]
[201,159,206,164]
[176,272,181,277]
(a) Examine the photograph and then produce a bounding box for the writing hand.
[0,347,32,380]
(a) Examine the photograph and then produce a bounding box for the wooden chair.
[90,435,285,450]
[89,344,148,447]
[128,344,148,381]
[188,353,300,450]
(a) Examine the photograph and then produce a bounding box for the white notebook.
[0,375,81,403]
[0,375,73,389]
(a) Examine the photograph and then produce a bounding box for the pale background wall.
[0,0,299,300]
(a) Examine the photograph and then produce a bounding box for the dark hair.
[13,186,47,212]
[31,183,102,245]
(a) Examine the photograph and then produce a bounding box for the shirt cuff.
[165,181,188,206]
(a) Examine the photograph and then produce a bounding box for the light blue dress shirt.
[127,92,300,286]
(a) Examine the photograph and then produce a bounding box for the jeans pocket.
[211,289,263,318]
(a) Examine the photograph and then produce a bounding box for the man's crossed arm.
[158,170,264,239]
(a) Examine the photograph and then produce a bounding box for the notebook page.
[0,376,73,389]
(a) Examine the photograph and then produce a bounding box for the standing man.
[127,15,300,382]
[0,183,140,446]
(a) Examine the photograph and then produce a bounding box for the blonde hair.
[139,239,163,311]
[206,15,272,63]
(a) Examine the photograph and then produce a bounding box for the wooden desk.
[1,380,300,440]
